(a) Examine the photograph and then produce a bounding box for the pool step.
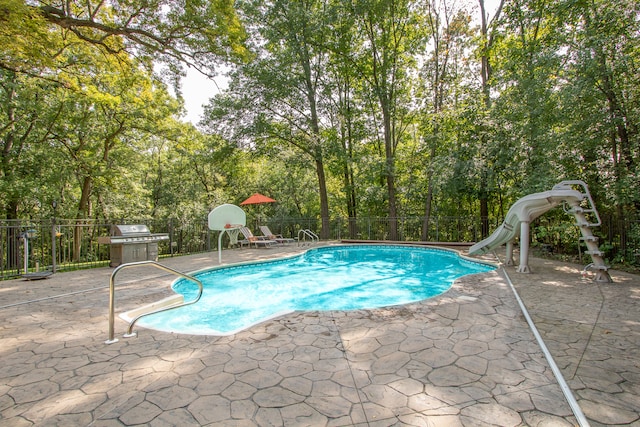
[120,294,185,323]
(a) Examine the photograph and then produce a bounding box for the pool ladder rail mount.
[106,260,203,344]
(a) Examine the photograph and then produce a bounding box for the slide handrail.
[106,260,203,344]
[555,180,601,227]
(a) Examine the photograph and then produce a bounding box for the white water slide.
[468,180,612,282]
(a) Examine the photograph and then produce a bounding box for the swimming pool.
[135,245,495,335]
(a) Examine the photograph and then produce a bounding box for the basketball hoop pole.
[218,225,241,264]
[207,204,246,264]
[218,230,224,264]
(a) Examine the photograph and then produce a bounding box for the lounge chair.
[239,227,277,248]
[260,226,296,244]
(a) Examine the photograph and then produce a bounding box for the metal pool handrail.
[297,229,319,246]
[106,260,203,344]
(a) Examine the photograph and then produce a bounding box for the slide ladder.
[558,181,611,282]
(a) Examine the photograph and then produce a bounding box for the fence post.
[169,219,174,256]
[51,217,57,273]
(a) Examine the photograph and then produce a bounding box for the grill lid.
[111,224,151,236]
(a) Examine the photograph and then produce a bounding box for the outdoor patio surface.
[0,242,638,426]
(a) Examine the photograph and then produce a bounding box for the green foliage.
[0,0,639,267]
[531,217,581,254]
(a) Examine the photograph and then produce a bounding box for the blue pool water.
[137,245,495,335]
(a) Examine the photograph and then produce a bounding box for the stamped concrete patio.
[0,243,638,426]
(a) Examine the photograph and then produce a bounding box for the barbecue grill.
[98,224,169,267]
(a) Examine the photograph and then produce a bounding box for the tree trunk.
[73,176,92,262]
[386,161,398,240]
[1,73,21,267]
[301,48,331,239]
[421,142,437,241]
[381,99,398,240]
[477,0,502,238]
[343,162,358,238]
[315,151,330,239]
[4,202,20,268]
[341,100,358,239]
[480,194,490,238]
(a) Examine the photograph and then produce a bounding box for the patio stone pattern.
[0,243,638,426]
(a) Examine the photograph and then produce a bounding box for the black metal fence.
[1,214,638,280]
[0,218,213,280]
[261,216,497,243]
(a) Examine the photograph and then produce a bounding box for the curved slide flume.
[468,181,612,282]
[469,188,582,255]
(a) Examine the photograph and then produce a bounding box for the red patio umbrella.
[240,193,276,205]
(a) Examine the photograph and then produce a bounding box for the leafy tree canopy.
[1,0,248,80]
